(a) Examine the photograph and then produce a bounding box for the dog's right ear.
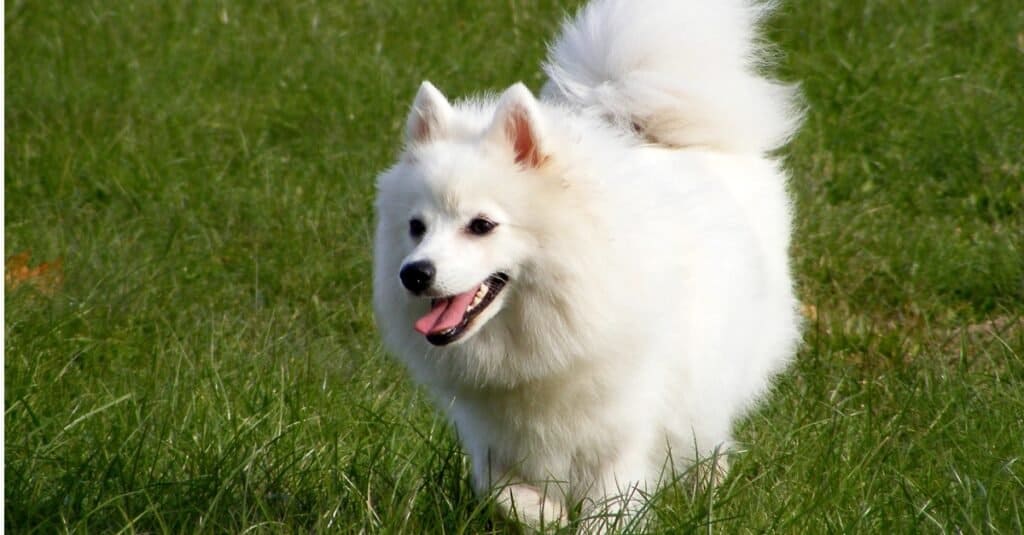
[406,81,453,144]
[485,83,547,168]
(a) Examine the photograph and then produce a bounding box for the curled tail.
[542,0,801,154]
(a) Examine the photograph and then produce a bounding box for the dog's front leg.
[575,452,655,534]
[471,453,567,530]
[493,480,567,530]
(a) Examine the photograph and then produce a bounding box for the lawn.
[5,0,1023,532]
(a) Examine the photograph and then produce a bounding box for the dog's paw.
[494,482,566,530]
[576,487,649,535]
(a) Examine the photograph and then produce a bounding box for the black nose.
[400,260,435,294]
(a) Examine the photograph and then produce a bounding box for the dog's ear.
[486,83,547,168]
[406,81,453,144]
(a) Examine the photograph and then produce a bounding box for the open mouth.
[413,272,509,346]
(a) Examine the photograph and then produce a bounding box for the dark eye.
[467,217,497,236]
[409,218,426,238]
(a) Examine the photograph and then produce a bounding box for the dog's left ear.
[486,83,547,168]
[406,81,453,144]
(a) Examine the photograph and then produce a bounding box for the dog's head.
[374,81,557,348]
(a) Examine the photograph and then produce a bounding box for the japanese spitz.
[373,0,801,529]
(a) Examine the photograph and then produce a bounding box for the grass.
[5,0,1022,532]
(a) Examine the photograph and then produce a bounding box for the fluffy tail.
[542,0,801,154]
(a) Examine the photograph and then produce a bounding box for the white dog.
[373,0,801,529]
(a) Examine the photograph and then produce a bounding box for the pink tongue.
[414,287,479,335]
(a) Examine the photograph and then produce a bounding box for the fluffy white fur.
[373,0,801,529]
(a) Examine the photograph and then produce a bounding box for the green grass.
[5,0,1022,532]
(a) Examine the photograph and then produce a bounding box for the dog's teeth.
[467,284,489,311]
